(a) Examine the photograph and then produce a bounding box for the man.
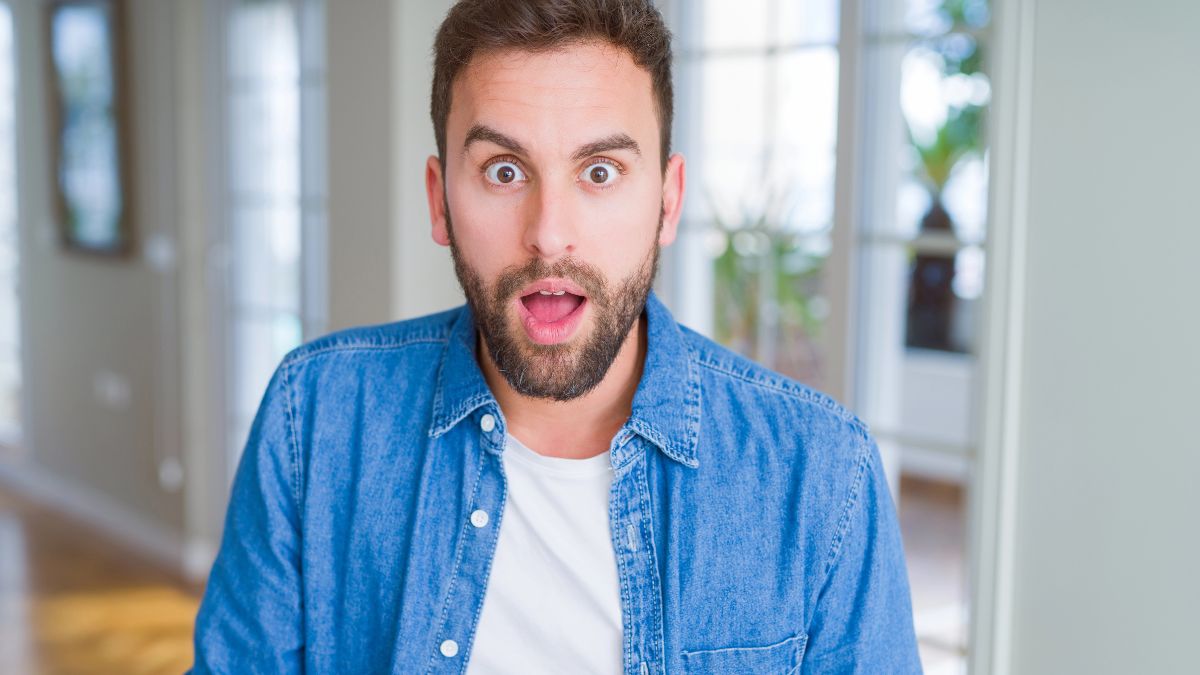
[192,0,922,673]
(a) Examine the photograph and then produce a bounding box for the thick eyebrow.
[571,133,641,162]
[463,124,528,156]
[463,125,642,163]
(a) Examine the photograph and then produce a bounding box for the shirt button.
[470,509,489,528]
[440,639,459,657]
[479,413,496,433]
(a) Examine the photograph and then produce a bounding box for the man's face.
[426,41,685,401]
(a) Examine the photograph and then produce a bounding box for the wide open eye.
[484,161,526,186]
[579,161,620,187]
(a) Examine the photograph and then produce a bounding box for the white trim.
[967,0,1036,672]
[0,458,198,581]
[183,536,218,582]
[900,444,970,484]
[824,0,863,406]
[206,0,236,507]
[147,2,187,498]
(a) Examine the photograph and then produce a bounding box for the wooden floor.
[0,485,201,675]
[899,474,969,675]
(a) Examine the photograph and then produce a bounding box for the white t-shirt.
[465,433,623,675]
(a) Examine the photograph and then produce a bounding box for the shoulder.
[677,323,878,509]
[679,323,868,436]
[280,305,462,370]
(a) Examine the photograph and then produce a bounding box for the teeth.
[537,290,569,296]
[538,290,553,295]
[553,290,566,295]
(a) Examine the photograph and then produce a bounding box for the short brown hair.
[431,0,674,169]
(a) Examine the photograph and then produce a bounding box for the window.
[222,0,326,472]
[669,0,841,389]
[0,1,20,443]
[667,1,992,671]
[853,3,991,665]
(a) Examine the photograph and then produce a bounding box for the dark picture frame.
[45,0,133,257]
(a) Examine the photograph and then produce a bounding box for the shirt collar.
[428,290,701,469]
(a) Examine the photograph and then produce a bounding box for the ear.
[658,152,686,247]
[426,155,451,247]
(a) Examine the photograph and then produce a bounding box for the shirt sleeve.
[190,363,305,674]
[800,432,923,674]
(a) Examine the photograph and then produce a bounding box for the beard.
[444,201,661,402]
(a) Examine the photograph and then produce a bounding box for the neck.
[478,313,647,460]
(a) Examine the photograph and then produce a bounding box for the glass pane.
[698,54,767,219]
[906,0,990,37]
[49,2,125,250]
[232,312,302,422]
[232,203,301,313]
[703,0,840,50]
[777,0,840,45]
[774,47,840,231]
[229,0,298,83]
[903,242,982,354]
[701,0,769,50]
[226,0,315,479]
[0,5,12,230]
[299,0,326,76]
[677,4,842,390]
[942,154,988,245]
[899,29,990,353]
[0,1,17,434]
[230,84,300,199]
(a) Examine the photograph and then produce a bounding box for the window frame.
[0,0,23,449]
[207,0,327,487]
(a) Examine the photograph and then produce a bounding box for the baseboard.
[183,536,217,583]
[900,444,971,484]
[0,457,194,581]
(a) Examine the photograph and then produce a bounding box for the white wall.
[997,1,1200,672]
[325,0,395,330]
[325,0,458,330]
[392,0,461,320]
[0,0,466,580]
[5,0,188,551]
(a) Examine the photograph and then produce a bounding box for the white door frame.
[967,0,1036,672]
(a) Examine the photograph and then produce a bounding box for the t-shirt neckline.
[504,432,613,477]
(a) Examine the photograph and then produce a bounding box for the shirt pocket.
[680,632,807,674]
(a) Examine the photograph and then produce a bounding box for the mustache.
[493,256,608,305]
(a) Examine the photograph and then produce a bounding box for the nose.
[522,181,576,261]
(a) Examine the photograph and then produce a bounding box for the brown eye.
[580,161,618,186]
[485,161,525,186]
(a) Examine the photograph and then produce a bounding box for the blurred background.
[0,1,1196,674]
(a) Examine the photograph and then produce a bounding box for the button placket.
[610,439,665,675]
[428,410,507,672]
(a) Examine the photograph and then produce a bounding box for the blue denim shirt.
[191,291,921,674]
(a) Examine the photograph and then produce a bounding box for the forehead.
[449,41,657,149]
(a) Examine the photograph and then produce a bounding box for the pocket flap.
[680,632,807,674]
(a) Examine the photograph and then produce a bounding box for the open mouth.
[514,281,589,345]
[520,290,585,323]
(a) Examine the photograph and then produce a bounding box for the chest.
[299,430,815,673]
